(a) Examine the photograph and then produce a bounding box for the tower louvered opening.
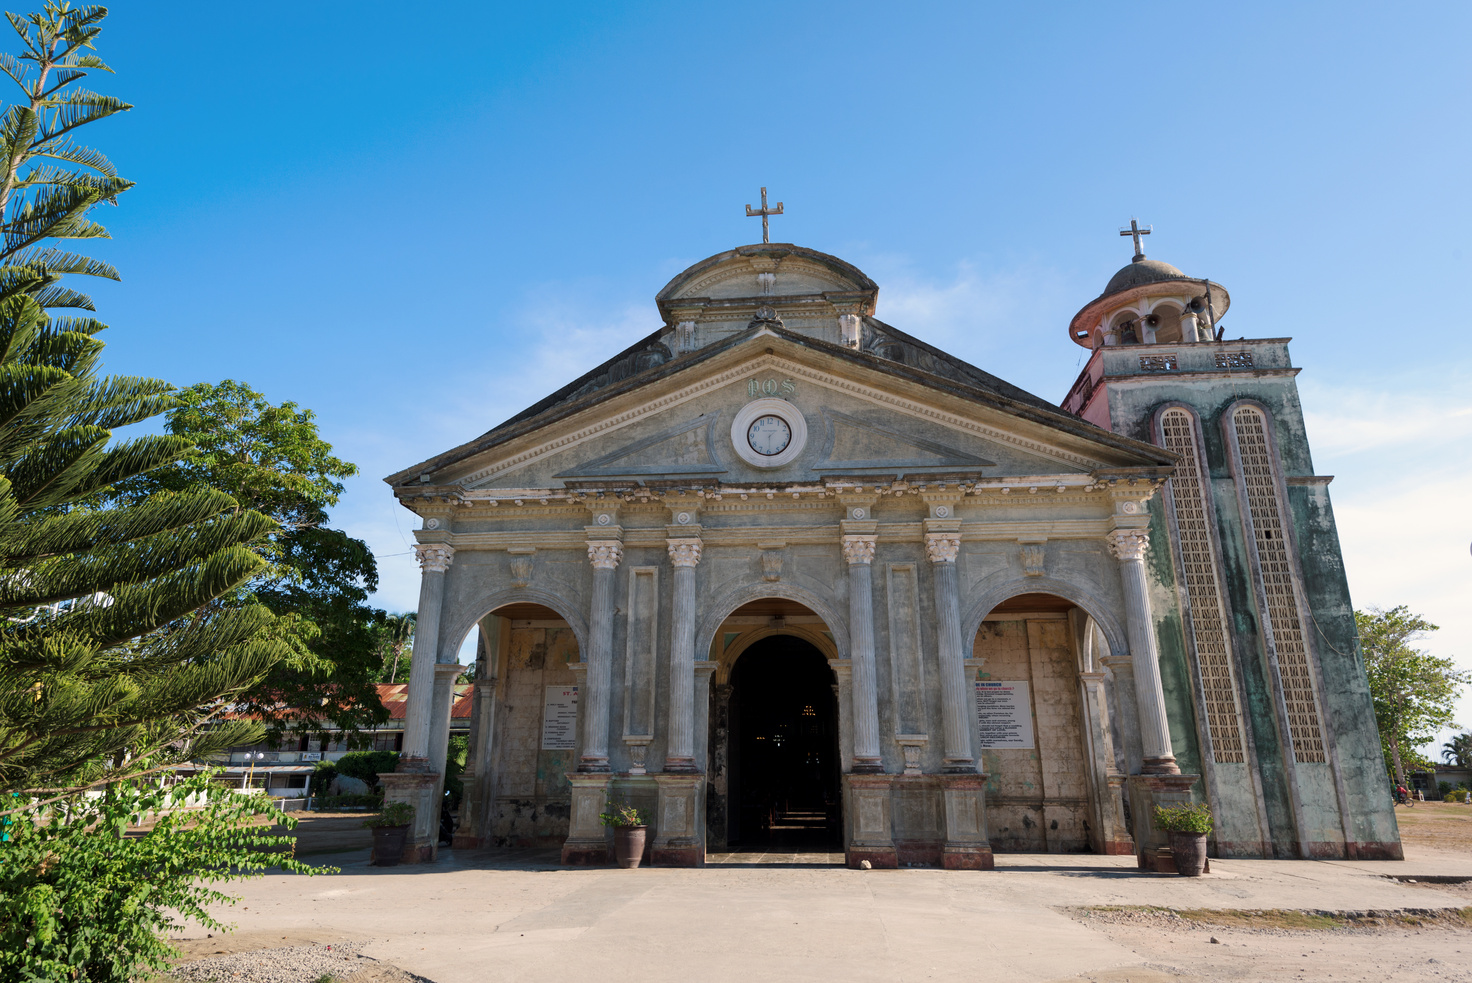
[1231,407,1326,763]
[1160,408,1245,763]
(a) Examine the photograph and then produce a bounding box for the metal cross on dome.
[1120,218,1151,261]
[745,186,784,244]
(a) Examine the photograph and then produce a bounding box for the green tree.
[1358,605,1468,788]
[375,610,414,684]
[1443,732,1472,769]
[116,380,390,739]
[1,771,325,982]
[0,3,285,794]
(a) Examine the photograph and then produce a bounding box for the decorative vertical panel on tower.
[1158,408,1245,763]
[1228,407,1326,764]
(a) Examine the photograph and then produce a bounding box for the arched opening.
[707,597,842,854]
[971,592,1127,855]
[455,601,581,850]
[728,635,840,850]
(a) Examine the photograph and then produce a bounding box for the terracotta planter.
[371,824,409,866]
[613,825,648,869]
[1169,831,1209,877]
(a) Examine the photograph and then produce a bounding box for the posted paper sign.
[541,685,579,750]
[975,680,1034,749]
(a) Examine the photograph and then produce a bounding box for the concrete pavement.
[185,846,1472,983]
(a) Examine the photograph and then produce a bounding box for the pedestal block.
[1128,773,1199,873]
[845,773,897,868]
[378,764,441,864]
[651,773,704,866]
[1101,775,1135,855]
[561,773,612,865]
[940,774,995,870]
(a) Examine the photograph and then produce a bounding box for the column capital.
[1105,528,1149,562]
[841,535,877,565]
[415,542,455,573]
[586,540,624,570]
[666,537,703,567]
[924,532,961,564]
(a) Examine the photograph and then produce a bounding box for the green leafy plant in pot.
[363,801,416,867]
[600,800,650,869]
[1153,803,1213,877]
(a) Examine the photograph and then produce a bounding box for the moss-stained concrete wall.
[1100,338,1400,859]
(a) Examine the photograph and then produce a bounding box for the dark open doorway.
[728,635,840,849]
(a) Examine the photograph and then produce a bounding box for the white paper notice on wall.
[975,680,1034,749]
[541,686,579,750]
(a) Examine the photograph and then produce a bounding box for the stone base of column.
[1127,773,1199,872]
[1141,754,1181,776]
[845,773,897,869]
[940,773,995,870]
[661,756,698,774]
[378,769,442,864]
[651,773,704,866]
[851,758,884,774]
[561,773,612,865]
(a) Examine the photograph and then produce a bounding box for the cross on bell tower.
[745,187,784,244]
[1120,218,1151,262]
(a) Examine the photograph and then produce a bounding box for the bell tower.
[1060,227,1402,861]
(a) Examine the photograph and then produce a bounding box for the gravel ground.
[169,941,383,983]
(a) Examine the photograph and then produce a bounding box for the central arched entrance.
[727,635,841,849]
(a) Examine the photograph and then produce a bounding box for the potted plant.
[364,801,416,867]
[600,800,650,869]
[1153,803,1213,877]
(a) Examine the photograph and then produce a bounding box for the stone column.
[926,533,974,772]
[1106,528,1178,775]
[664,538,702,772]
[402,543,454,764]
[428,662,463,780]
[581,540,623,773]
[842,535,883,772]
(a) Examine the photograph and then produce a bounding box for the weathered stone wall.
[973,617,1091,852]
[490,625,578,847]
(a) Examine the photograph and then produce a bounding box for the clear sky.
[70,3,1471,753]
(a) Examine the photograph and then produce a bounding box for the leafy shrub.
[0,772,329,982]
[1439,781,1453,799]
[600,800,649,828]
[311,793,382,810]
[310,760,339,796]
[1153,802,1214,833]
[333,750,399,789]
[363,801,415,829]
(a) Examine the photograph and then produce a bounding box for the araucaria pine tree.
[0,3,287,794]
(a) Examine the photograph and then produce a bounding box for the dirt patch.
[1395,802,1472,854]
[160,932,430,983]
[1073,904,1472,933]
[1064,906,1472,983]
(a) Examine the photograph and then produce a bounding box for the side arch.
[441,585,590,662]
[695,580,850,670]
[960,575,1128,660]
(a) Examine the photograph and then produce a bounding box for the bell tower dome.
[1067,232,1229,350]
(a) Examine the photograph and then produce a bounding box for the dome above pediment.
[656,244,878,323]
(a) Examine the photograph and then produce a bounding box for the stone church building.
[380,230,1400,869]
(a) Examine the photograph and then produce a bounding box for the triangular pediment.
[390,324,1173,493]
[555,412,727,478]
[816,409,993,474]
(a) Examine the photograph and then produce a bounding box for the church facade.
[380,234,1400,869]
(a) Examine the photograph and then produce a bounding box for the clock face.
[747,414,792,456]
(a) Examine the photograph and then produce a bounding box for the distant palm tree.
[1442,732,1472,768]
[378,613,416,684]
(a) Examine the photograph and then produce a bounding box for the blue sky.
[69,4,1471,751]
